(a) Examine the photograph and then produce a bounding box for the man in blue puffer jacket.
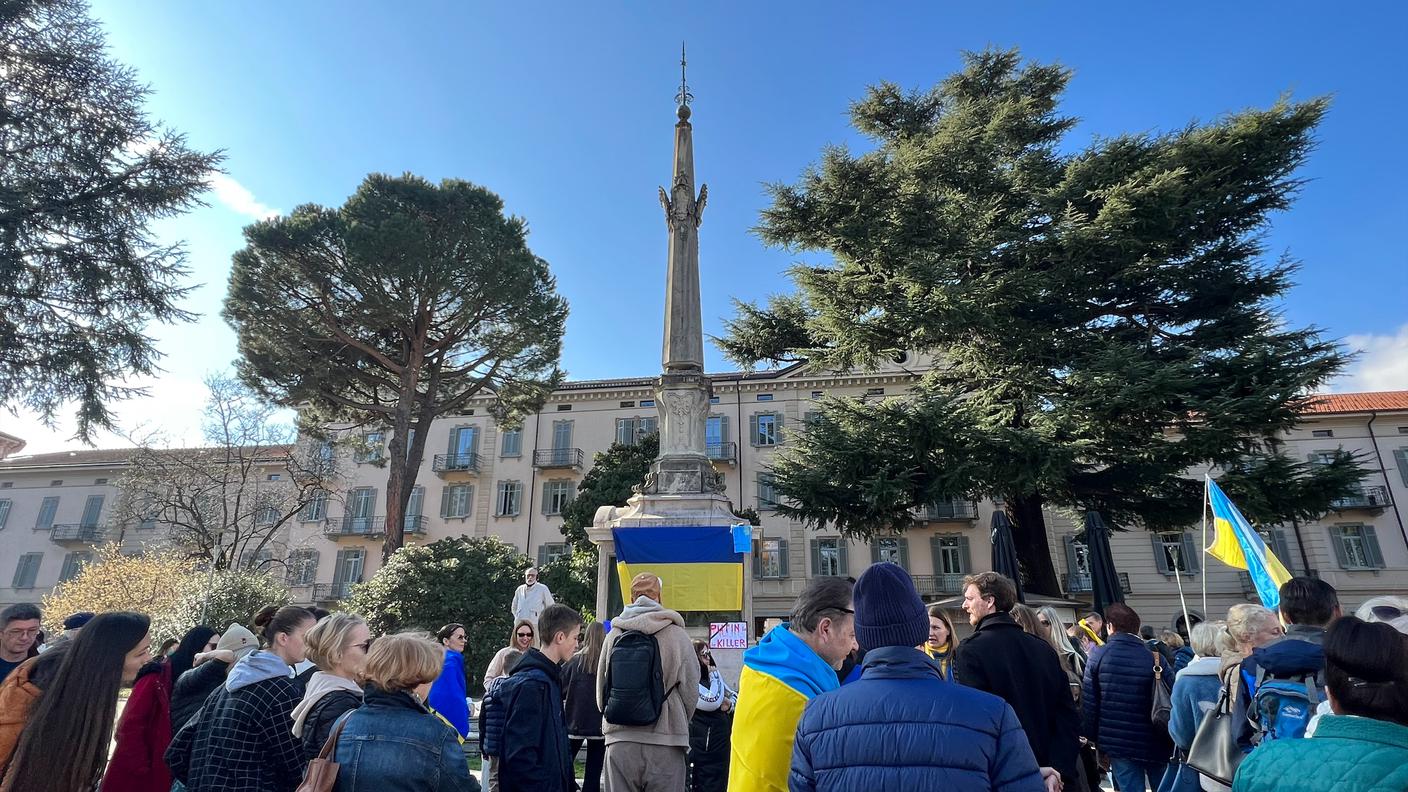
[790,563,1047,792]
[1082,603,1173,792]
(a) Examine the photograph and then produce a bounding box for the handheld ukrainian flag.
[613,525,744,611]
[1206,478,1293,611]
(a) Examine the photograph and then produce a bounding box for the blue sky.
[10,1,1408,454]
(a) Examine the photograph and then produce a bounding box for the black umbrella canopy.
[1081,511,1125,616]
[990,510,1026,604]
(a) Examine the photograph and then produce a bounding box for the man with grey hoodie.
[597,573,698,791]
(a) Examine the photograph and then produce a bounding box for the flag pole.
[1173,546,1192,638]
[1201,475,1210,615]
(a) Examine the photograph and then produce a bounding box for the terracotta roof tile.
[1301,391,1408,415]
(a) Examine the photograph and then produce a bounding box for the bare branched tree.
[114,373,340,571]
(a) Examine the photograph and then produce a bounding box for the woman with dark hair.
[159,639,179,658]
[1231,616,1408,792]
[427,622,471,739]
[687,640,734,792]
[0,611,151,792]
[165,606,315,792]
[102,625,216,792]
[561,622,605,792]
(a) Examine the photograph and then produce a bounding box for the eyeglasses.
[2,628,39,638]
[516,631,533,638]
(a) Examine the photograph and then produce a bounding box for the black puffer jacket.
[299,689,362,760]
[170,659,229,733]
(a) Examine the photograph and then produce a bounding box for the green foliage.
[722,48,1350,593]
[342,536,526,694]
[41,546,290,643]
[560,434,658,550]
[538,549,598,623]
[1217,447,1367,527]
[174,568,291,639]
[224,173,568,560]
[0,0,221,439]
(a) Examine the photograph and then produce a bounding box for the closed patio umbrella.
[1081,511,1125,616]
[990,510,1026,604]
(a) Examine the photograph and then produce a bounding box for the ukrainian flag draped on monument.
[1206,478,1293,610]
[613,525,744,610]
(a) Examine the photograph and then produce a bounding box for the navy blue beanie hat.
[63,611,95,630]
[853,562,928,651]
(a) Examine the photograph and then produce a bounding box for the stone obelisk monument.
[589,48,748,628]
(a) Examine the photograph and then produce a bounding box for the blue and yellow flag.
[613,525,744,611]
[1206,479,1293,611]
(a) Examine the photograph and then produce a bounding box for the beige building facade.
[3,382,1406,634]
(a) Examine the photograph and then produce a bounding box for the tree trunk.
[383,403,413,563]
[1008,492,1061,596]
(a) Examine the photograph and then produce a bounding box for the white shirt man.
[511,567,555,625]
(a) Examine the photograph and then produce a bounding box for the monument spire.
[648,46,718,494]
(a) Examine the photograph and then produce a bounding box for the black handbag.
[1186,667,1246,786]
[1151,652,1172,729]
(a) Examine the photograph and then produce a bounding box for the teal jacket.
[1232,715,1408,792]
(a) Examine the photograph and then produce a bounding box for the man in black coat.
[956,572,1080,789]
[499,604,584,792]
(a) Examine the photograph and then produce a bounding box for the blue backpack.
[1250,666,1324,742]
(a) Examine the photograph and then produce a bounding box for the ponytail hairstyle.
[5,612,150,792]
[253,605,315,662]
[251,605,280,646]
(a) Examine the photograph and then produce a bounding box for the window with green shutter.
[35,496,58,529]
[441,484,472,519]
[500,428,523,458]
[12,553,42,588]
[1151,531,1199,574]
[757,473,778,509]
[1328,524,1385,570]
[811,538,848,576]
[59,551,90,583]
[753,538,788,579]
[1394,448,1408,487]
[870,536,908,568]
[751,413,780,446]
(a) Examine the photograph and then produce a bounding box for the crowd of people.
[0,558,1402,792]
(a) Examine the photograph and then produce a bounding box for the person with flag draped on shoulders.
[727,576,856,792]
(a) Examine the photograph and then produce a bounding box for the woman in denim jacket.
[331,634,480,792]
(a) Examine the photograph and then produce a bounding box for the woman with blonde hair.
[1035,606,1085,691]
[331,633,477,791]
[561,622,605,792]
[482,619,534,691]
[1225,604,1282,659]
[290,612,370,760]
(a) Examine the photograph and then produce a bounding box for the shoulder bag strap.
[317,710,355,761]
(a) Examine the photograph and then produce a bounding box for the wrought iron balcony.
[706,441,737,463]
[324,517,385,539]
[920,500,979,522]
[432,453,481,475]
[313,582,358,601]
[533,448,583,469]
[1063,572,1132,595]
[1330,485,1390,511]
[49,524,107,544]
[910,573,968,596]
[403,515,428,535]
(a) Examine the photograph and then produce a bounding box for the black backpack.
[602,630,665,726]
